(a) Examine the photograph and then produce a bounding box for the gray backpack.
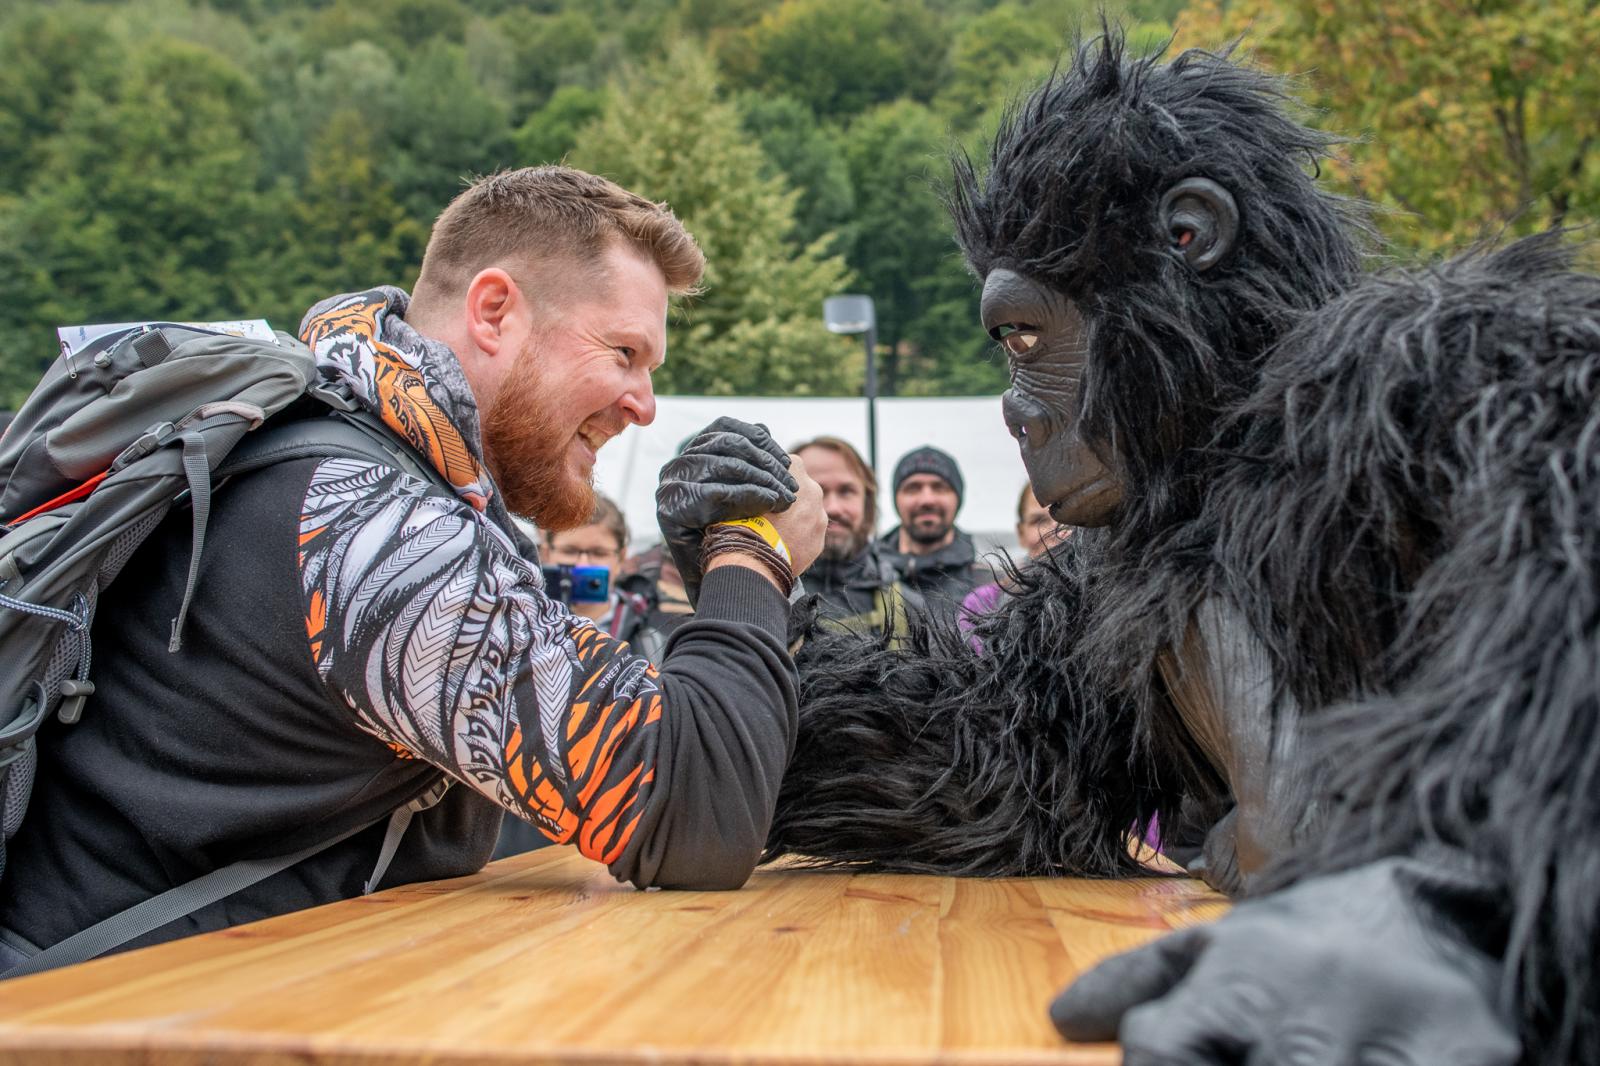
[0,323,449,976]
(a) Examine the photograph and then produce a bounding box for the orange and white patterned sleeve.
[295,458,796,887]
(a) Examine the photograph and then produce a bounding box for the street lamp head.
[824,294,876,335]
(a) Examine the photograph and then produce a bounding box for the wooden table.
[0,848,1226,1066]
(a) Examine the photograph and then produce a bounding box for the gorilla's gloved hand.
[657,417,797,608]
[1051,855,1519,1066]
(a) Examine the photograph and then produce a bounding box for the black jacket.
[877,527,992,619]
[803,541,907,618]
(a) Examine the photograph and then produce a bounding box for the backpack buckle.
[56,679,94,725]
[308,382,360,413]
[110,422,177,472]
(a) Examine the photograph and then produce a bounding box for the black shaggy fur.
[775,549,1191,878]
[765,30,1600,1065]
[1251,237,1600,1064]
[768,32,1366,878]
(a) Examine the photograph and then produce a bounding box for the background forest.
[1,0,1595,408]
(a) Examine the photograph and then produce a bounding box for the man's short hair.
[414,166,705,306]
[545,492,629,554]
[792,436,877,534]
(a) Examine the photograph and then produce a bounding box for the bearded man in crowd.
[792,436,920,639]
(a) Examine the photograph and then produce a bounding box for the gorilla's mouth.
[1045,474,1117,524]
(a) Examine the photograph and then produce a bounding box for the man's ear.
[1158,178,1240,273]
[463,268,522,357]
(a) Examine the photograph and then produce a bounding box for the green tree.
[514,85,608,165]
[0,36,283,405]
[934,3,1063,131]
[385,39,514,218]
[735,92,855,251]
[486,8,601,119]
[717,0,951,118]
[254,40,405,192]
[272,107,429,322]
[0,6,119,195]
[1177,0,1600,254]
[836,100,1000,396]
[570,44,859,396]
[301,0,469,54]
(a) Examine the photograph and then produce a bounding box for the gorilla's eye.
[988,322,1041,356]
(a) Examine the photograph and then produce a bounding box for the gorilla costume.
[763,33,1600,1066]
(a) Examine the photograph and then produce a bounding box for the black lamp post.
[822,293,878,474]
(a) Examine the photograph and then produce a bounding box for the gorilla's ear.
[1158,178,1239,272]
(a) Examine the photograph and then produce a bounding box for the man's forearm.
[609,565,797,890]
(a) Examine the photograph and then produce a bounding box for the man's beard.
[480,341,595,531]
[819,521,870,562]
[905,512,952,545]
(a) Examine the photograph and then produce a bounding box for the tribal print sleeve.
[297,458,662,867]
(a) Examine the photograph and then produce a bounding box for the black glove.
[656,417,797,608]
[1051,855,1519,1066]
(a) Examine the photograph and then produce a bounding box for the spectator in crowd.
[791,436,921,639]
[1014,485,1068,561]
[878,445,990,617]
[614,431,698,645]
[960,484,1069,631]
[617,538,693,647]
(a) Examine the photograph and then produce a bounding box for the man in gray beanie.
[878,445,991,619]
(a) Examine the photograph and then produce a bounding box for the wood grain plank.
[0,849,1228,1066]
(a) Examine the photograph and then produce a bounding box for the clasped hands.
[656,416,825,604]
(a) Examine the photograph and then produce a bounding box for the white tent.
[590,395,1031,555]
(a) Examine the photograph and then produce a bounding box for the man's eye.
[617,347,635,360]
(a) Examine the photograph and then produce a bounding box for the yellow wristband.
[710,515,792,566]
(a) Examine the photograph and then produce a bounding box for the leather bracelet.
[704,545,793,596]
[700,524,795,597]
[702,535,794,597]
[703,543,793,597]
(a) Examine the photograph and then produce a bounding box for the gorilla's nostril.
[1002,389,1050,448]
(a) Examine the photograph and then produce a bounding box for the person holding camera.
[0,166,825,970]
[538,494,652,643]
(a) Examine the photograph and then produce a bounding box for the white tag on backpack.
[56,319,275,359]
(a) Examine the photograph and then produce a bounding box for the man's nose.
[621,376,656,426]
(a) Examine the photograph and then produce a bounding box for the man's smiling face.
[895,473,959,547]
[483,242,667,529]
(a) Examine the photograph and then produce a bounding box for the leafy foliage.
[570,44,859,396]
[6,0,1586,410]
[1176,0,1600,254]
[0,32,281,397]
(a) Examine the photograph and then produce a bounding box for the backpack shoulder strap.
[218,405,441,490]
[6,808,382,979]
